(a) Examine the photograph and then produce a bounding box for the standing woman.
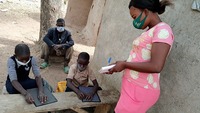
[107,0,174,113]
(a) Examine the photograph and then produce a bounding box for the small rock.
[12,21,17,24]
[1,9,9,12]
[0,0,5,4]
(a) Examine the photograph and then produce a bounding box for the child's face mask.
[132,11,147,29]
[15,58,31,66]
[77,64,87,71]
[77,59,89,71]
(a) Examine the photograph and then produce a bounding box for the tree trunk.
[39,0,63,42]
[82,0,106,46]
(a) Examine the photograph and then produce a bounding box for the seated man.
[40,18,74,74]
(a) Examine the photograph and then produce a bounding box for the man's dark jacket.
[43,27,74,49]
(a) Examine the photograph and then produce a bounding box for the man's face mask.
[15,58,31,66]
[133,11,147,29]
[57,27,65,32]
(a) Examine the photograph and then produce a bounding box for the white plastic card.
[99,64,116,73]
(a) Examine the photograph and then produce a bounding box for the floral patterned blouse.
[123,22,174,90]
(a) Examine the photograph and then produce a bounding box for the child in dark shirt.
[6,43,47,104]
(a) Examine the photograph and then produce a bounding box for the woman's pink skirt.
[115,77,160,113]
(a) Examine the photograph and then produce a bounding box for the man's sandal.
[64,66,70,74]
[40,62,49,69]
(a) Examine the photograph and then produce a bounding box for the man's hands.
[53,44,62,50]
[53,44,63,56]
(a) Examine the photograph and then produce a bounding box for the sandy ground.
[0,0,95,93]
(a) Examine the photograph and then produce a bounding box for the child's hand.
[38,92,47,104]
[85,93,94,100]
[76,90,85,100]
[25,93,34,104]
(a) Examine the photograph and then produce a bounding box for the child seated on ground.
[5,43,49,104]
[66,52,100,100]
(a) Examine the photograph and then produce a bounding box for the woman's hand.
[108,61,126,74]
[25,93,34,104]
[38,91,47,104]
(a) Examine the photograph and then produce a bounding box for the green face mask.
[133,12,147,29]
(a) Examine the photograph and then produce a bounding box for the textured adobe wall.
[65,0,93,28]
[82,0,106,46]
[89,0,200,113]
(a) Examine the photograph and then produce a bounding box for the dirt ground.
[0,0,95,93]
